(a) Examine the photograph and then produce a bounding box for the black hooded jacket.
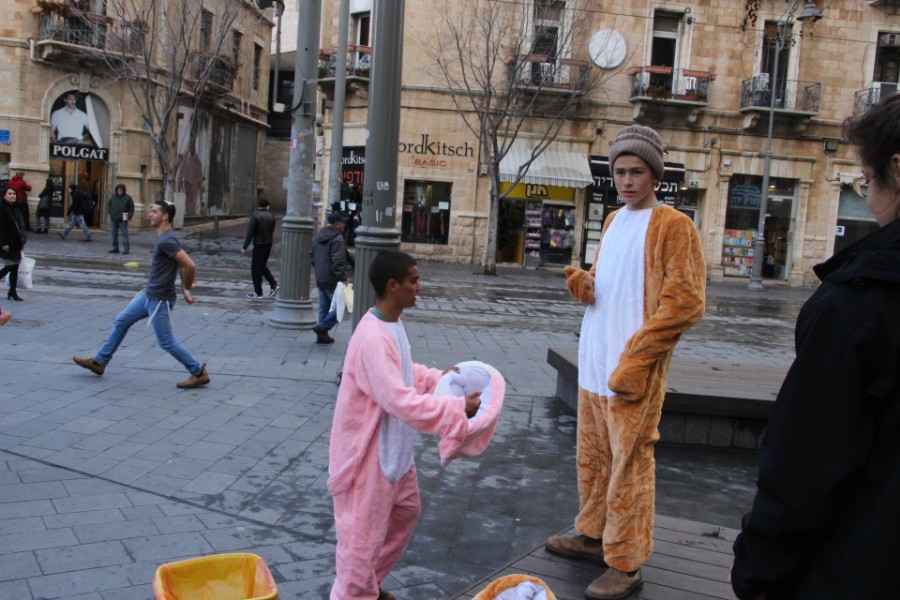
[732,218,900,599]
[310,225,348,288]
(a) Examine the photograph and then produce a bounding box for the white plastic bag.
[329,282,351,323]
[5,254,34,289]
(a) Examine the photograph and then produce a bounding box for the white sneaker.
[268,285,279,297]
[246,292,261,299]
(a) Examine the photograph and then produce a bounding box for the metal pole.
[269,0,321,328]
[273,2,282,106]
[350,0,405,327]
[748,21,783,291]
[327,0,351,209]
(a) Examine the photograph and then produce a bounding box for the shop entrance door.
[762,195,794,280]
[49,158,108,227]
[497,197,525,265]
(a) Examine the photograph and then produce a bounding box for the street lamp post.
[269,0,322,328]
[350,0,406,327]
[748,1,822,291]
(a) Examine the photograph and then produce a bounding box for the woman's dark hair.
[154,199,176,223]
[369,250,417,298]
[845,94,900,183]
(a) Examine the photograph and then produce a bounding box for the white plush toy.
[433,360,505,467]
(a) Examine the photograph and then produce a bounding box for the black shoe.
[122,250,129,255]
[313,325,335,344]
[109,249,119,253]
[83,238,93,242]
[7,292,23,302]
[57,232,66,240]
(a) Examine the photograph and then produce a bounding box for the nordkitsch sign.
[50,143,109,161]
[399,134,475,168]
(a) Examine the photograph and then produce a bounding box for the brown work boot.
[377,588,396,600]
[545,533,606,564]
[585,567,643,600]
[177,364,210,389]
[73,356,105,376]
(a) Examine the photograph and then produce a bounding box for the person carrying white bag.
[0,186,27,301]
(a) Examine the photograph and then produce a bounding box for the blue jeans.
[317,285,338,331]
[61,214,91,239]
[110,219,130,251]
[94,290,203,375]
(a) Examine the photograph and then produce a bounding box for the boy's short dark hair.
[369,250,417,298]
[258,198,270,208]
[155,199,176,222]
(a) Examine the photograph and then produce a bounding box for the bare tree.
[72,0,260,203]
[416,0,612,275]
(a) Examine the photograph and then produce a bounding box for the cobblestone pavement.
[0,221,813,598]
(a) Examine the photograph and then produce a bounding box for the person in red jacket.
[7,171,32,232]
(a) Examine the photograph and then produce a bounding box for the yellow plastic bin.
[153,553,278,600]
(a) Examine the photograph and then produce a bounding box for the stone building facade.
[299,0,899,285]
[0,0,273,230]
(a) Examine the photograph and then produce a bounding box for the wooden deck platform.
[454,515,738,599]
[547,348,789,448]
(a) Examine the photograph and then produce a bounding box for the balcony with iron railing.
[740,73,822,121]
[316,45,372,99]
[34,11,146,58]
[507,54,591,93]
[191,54,237,92]
[627,66,715,102]
[626,66,716,124]
[854,82,899,115]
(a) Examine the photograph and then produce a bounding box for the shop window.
[401,180,451,245]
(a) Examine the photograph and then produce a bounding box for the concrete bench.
[547,348,788,449]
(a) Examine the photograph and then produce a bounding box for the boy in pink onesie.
[328,250,482,600]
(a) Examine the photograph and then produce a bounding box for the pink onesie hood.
[433,361,505,467]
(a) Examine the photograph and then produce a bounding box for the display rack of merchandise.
[523,207,542,268]
[722,228,755,276]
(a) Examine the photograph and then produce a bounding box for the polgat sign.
[50,143,109,162]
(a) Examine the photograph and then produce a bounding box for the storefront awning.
[499,148,594,188]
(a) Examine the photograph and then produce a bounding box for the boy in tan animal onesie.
[545,125,706,600]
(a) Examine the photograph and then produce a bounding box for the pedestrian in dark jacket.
[107,183,134,254]
[241,198,278,299]
[35,178,54,234]
[58,184,92,241]
[732,94,900,600]
[310,211,349,344]
[7,171,32,232]
[0,186,25,301]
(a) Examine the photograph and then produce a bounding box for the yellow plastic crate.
[153,553,278,600]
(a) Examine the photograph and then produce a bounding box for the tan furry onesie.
[564,203,706,572]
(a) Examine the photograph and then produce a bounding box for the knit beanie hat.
[609,125,665,180]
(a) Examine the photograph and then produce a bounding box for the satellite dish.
[590,29,627,69]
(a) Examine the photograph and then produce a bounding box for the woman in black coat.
[0,185,25,301]
[731,95,900,599]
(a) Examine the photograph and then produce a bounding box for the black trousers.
[251,243,277,295]
[0,262,18,294]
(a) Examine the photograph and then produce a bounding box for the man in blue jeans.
[72,200,210,388]
[310,211,349,344]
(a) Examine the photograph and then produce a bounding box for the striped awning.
[499,147,594,188]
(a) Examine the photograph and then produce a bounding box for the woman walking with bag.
[0,186,25,301]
